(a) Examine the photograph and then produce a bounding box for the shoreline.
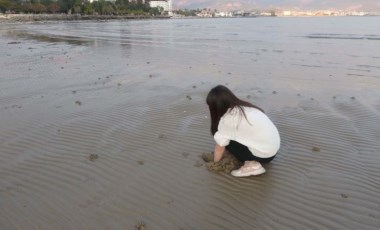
[0,14,171,23]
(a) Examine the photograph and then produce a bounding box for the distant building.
[149,0,172,14]
[128,0,146,3]
[214,11,233,17]
[197,9,213,17]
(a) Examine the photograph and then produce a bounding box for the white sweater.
[214,106,280,158]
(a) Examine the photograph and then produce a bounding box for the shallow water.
[1,17,380,229]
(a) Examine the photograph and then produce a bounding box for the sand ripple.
[1,19,380,229]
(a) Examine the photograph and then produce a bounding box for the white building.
[214,12,233,17]
[149,0,172,15]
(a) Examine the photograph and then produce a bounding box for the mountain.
[173,0,380,11]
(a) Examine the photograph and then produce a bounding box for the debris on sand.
[137,160,145,165]
[8,41,21,44]
[75,100,82,106]
[89,154,99,161]
[201,151,242,174]
[186,95,192,100]
[341,193,348,199]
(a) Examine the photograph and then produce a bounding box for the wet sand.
[0,18,380,229]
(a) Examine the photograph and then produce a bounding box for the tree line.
[0,0,163,16]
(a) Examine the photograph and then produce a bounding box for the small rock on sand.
[137,160,144,165]
[186,95,192,100]
[75,100,82,106]
[341,193,348,199]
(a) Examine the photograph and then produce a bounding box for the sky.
[173,0,380,11]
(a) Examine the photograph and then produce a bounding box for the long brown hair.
[206,85,264,135]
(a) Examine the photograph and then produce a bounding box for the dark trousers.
[225,140,276,164]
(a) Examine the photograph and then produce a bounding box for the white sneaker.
[231,161,266,177]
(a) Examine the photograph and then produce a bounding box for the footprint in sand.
[193,161,204,167]
[88,154,99,161]
[312,147,321,152]
[158,134,168,140]
[135,221,145,230]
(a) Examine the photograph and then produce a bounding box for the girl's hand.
[214,144,225,162]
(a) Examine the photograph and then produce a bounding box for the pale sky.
[173,0,380,11]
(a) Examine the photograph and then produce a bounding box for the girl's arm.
[214,144,225,162]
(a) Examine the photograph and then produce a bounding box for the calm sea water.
[3,17,380,50]
[1,17,380,100]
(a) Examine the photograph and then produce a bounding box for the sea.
[1,17,379,95]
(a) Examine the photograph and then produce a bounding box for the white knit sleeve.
[214,131,230,147]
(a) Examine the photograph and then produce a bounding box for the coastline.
[0,14,171,23]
